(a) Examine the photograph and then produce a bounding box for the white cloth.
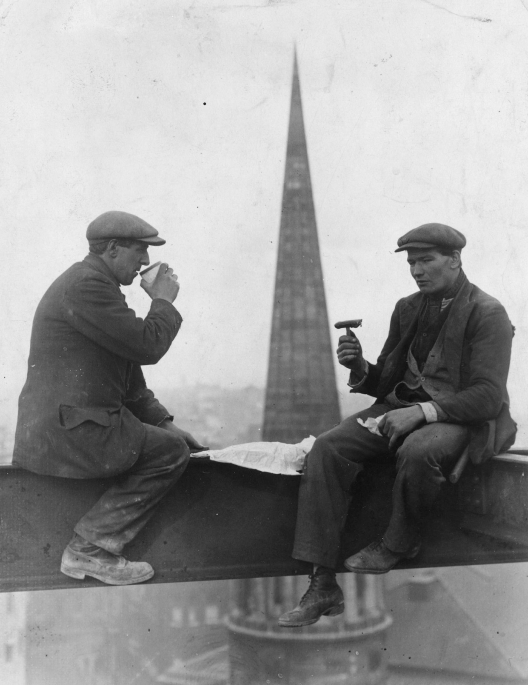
[357,414,385,436]
[192,435,317,476]
[357,404,438,438]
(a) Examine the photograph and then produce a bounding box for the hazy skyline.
[1,0,528,444]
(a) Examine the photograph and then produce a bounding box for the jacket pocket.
[59,405,111,429]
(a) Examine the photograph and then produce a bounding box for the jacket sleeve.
[351,301,403,397]
[434,301,513,424]
[61,273,182,365]
[124,364,173,426]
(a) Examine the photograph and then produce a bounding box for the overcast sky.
[1,0,528,443]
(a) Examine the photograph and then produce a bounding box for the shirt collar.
[428,269,467,306]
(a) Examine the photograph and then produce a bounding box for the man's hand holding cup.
[140,262,180,303]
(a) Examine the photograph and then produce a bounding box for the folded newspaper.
[192,435,317,476]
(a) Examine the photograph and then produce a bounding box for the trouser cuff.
[382,533,420,555]
[74,524,125,555]
[292,547,338,570]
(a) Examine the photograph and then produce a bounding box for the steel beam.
[1,453,527,593]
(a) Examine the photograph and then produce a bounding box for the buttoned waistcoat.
[353,278,517,464]
[13,254,182,478]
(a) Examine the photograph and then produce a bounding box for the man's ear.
[107,239,119,258]
[451,250,462,269]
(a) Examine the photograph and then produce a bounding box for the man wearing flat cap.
[14,211,206,585]
[279,222,516,628]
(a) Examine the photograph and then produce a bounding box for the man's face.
[406,248,460,296]
[112,242,150,286]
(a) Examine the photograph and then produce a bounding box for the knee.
[304,431,363,485]
[161,434,191,472]
[396,435,433,474]
[312,428,343,456]
[304,434,334,471]
[313,433,331,452]
[172,436,191,467]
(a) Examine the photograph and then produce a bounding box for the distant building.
[17,563,528,685]
[385,566,528,684]
[158,384,264,450]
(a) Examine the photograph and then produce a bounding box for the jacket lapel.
[376,294,423,398]
[443,278,475,390]
[399,295,423,333]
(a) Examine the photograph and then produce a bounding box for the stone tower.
[227,53,391,685]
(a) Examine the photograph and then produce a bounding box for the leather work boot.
[278,568,344,628]
[61,543,154,586]
[344,540,420,574]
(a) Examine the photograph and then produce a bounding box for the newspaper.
[192,435,316,476]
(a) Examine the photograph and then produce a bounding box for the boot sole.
[344,545,421,575]
[343,565,389,575]
[61,563,154,586]
[278,602,345,628]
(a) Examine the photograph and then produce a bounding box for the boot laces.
[300,571,335,604]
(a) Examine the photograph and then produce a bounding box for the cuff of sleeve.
[431,401,449,422]
[418,402,438,423]
[347,359,369,390]
[151,299,183,325]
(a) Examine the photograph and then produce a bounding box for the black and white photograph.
[1,1,528,683]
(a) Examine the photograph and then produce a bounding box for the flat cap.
[86,211,166,246]
[395,223,466,253]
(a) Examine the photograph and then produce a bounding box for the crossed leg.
[292,403,469,568]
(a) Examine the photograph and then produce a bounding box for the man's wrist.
[348,358,369,389]
[418,402,438,424]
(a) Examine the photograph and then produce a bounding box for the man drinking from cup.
[13,210,206,585]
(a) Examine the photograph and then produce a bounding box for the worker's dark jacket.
[354,278,517,464]
[13,254,182,478]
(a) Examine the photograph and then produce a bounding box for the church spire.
[262,50,341,442]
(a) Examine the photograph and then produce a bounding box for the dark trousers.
[292,403,469,568]
[75,424,190,554]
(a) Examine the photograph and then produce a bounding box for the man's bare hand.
[378,406,425,450]
[141,263,180,303]
[159,420,209,453]
[337,333,364,373]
